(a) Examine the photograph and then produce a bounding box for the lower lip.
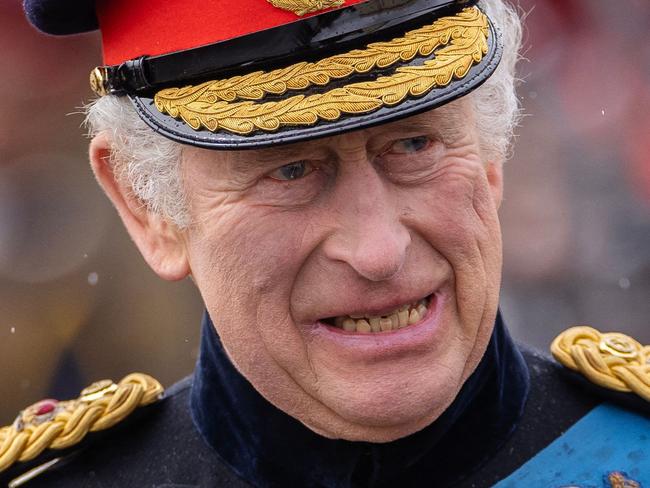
[307,293,446,361]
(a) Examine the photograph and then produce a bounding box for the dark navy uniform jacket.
[4,312,649,487]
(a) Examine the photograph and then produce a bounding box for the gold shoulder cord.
[0,373,163,474]
[153,7,489,135]
[551,326,650,402]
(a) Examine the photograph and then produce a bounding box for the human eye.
[267,161,317,181]
[376,134,445,184]
[385,136,433,155]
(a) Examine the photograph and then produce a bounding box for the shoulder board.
[0,373,163,486]
[551,325,650,415]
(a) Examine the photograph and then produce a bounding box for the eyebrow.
[227,143,323,173]
[224,101,470,172]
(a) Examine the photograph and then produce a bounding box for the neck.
[190,310,529,487]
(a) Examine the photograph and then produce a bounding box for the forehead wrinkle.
[434,100,475,142]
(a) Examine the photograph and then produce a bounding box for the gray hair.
[85,0,522,228]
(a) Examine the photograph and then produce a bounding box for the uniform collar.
[190,311,529,487]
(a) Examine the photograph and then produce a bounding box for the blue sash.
[495,404,650,487]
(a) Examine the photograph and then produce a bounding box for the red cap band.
[97,0,366,65]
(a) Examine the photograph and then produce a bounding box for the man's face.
[180,98,503,442]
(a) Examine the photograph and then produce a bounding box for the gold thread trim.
[156,7,486,105]
[551,326,650,402]
[153,7,489,135]
[0,373,163,474]
[608,472,641,488]
[266,0,344,16]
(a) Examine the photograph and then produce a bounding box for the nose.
[322,165,411,282]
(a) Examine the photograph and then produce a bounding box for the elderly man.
[2,0,649,486]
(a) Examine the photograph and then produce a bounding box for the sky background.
[1,0,649,421]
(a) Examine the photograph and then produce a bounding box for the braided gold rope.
[154,7,489,135]
[0,373,163,473]
[551,326,650,402]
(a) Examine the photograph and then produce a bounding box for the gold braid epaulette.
[551,326,650,402]
[0,373,163,473]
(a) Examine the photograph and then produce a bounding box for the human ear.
[88,132,190,281]
[485,160,504,209]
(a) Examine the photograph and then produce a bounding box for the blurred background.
[1,0,648,421]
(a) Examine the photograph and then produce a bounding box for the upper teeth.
[333,299,429,333]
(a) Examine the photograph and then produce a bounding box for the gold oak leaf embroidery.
[154,8,489,135]
[266,0,344,16]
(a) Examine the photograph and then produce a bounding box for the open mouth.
[321,295,433,334]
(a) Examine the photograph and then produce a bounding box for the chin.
[309,401,452,443]
[301,362,466,442]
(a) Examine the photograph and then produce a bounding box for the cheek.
[190,205,302,291]
[408,161,502,335]
[413,162,499,257]
[186,204,321,382]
